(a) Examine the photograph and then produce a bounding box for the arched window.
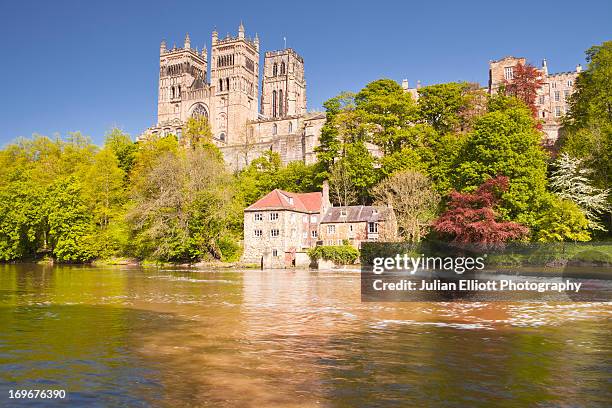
[226,78,230,91]
[278,89,284,117]
[219,78,223,91]
[171,86,175,99]
[272,124,277,135]
[280,61,286,75]
[272,90,277,117]
[273,63,278,76]
[288,121,293,133]
[178,86,181,98]
[219,133,226,142]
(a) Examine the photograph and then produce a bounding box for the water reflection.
[0,264,610,407]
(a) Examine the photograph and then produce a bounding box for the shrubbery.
[308,244,360,265]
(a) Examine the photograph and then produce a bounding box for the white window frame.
[254,213,263,221]
[368,222,378,234]
[327,225,336,234]
[269,212,279,221]
[271,229,280,238]
[254,229,262,237]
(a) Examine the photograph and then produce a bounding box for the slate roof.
[245,189,323,213]
[320,206,392,224]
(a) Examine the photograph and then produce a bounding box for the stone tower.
[210,23,260,144]
[157,34,208,125]
[261,48,306,118]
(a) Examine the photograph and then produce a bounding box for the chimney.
[576,64,583,73]
[322,180,330,212]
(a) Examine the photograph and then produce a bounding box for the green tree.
[417,82,470,134]
[535,196,591,242]
[454,100,549,229]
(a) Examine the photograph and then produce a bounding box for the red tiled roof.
[245,189,323,213]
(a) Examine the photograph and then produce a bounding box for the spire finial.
[184,33,191,49]
[160,39,167,54]
[238,21,245,39]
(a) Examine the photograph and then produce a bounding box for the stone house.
[318,206,397,248]
[242,184,331,268]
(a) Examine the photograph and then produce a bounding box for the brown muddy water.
[0,264,610,407]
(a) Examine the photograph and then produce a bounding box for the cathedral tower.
[261,48,306,118]
[210,23,260,144]
[157,34,208,125]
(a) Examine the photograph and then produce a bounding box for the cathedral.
[139,23,325,169]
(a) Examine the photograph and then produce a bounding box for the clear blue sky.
[0,0,610,145]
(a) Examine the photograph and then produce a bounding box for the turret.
[212,29,218,45]
[576,64,583,73]
[202,44,207,58]
[254,33,259,51]
[401,79,409,90]
[542,58,548,76]
[238,21,245,39]
[160,39,167,54]
[184,33,191,50]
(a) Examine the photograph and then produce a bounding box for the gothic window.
[288,121,293,133]
[280,61,286,75]
[278,90,284,117]
[272,124,277,135]
[219,78,223,91]
[191,104,208,118]
[219,132,226,142]
[171,86,175,99]
[178,85,181,98]
[226,78,230,91]
[272,90,277,117]
[273,63,278,76]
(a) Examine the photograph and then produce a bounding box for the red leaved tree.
[433,176,529,249]
[503,63,545,119]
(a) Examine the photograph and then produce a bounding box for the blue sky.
[0,0,610,145]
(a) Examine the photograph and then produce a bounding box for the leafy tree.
[417,82,470,134]
[44,177,96,262]
[535,196,590,242]
[502,63,545,118]
[329,160,358,207]
[314,92,356,171]
[183,115,214,148]
[549,153,610,230]
[104,128,136,176]
[454,101,549,228]
[372,170,440,242]
[433,176,529,248]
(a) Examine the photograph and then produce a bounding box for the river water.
[0,264,610,407]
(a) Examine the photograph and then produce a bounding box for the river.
[0,264,610,407]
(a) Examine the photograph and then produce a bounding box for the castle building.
[140,24,325,169]
[488,56,582,144]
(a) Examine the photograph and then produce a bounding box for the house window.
[327,225,336,234]
[554,91,560,102]
[551,82,557,89]
[349,225,353,232]
[272,123,277,135]
[310,215,317,223]
[254,213,263,221]
[254,229,262,237]
[368,222,378,234]
[555,106,562,117]
[311,230,317,238]
[271,229,280,237]
[564,90,570,98]
[504,67,514,80]
[272,249,278,257]
[567,80,573,87]
[288,122,293,133]
[270,212,279,221]
[539,95,545,104]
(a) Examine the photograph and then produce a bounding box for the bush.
[308,245,360,265]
